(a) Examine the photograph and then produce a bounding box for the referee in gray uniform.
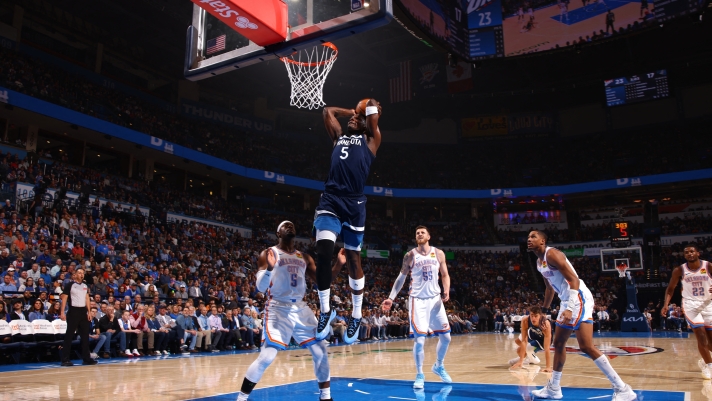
[60,268,98,366]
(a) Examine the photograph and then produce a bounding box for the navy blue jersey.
[324,134,375,197]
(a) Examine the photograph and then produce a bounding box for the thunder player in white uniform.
[237,221,346,401]
[382,226,452,390]
[527,230,636,401]
[662,244,712,378]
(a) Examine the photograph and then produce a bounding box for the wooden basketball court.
[0,331,707,400]
[503,0,647,56]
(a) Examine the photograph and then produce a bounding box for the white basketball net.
[616,264,629,278]
[280,42,338,110]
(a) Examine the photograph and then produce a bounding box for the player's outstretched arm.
[511,318,529,369]
[661,266,683,316]
[437,249,450,302]
[365,99,382,155]
[381,251,412,311]
[323,107,355,144]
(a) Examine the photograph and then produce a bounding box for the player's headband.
[277,221,293,232]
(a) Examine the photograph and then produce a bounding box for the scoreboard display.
[611,221,632,246]
[465,0,504,59]
[396,0,699,60]
[604,70,669,107]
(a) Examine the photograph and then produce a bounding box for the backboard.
[185,0,393,81]
[600,247,644,274]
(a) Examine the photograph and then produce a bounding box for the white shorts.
[682,298,712,330]
[409,295,450,337]
[263,300,318,350]
[556,287,594,330]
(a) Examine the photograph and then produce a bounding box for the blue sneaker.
[434,385,453,401]
[343,316,361,344]
[316,310,336,341]
[413,373,425,389]
[431,363,452,383]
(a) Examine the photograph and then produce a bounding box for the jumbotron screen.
[396,0,702,60]
[604,70,669,107]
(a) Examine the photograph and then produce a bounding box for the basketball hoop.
[616,263,629,278]
[280,42,338,110]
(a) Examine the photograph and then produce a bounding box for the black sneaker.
[343,316,361,344]
[83,359,98,365]
[61,361,73,367]
[316,309,336,341]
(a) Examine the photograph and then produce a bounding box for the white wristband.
[365,106,378,116]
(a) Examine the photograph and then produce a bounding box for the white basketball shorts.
[263,300,318,350]
[682,298,712,330]
[409,295,450,337]
[556,287,594,330]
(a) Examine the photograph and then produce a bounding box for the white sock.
[349,277,365,319]
[351,293,363,319]
[237,392,249,401]
[319,387,331,400]
[551,371,563,387]
[593,355,625,389]
[318,289,331,314]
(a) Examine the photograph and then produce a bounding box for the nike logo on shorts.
[358,201,365,204]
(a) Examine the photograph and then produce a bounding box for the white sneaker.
[531,381,563,399]
[153,351,162,356]
[373,337,379,340]
[704,366,712,380]
[508,357,521,366]
[612,384,637,401]
[132,349,140,356]
[90,352,99,360]
[162,350,169,355]
[528,353,541,364]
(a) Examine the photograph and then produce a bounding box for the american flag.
[389,60,411,103]
[206,34,226,55]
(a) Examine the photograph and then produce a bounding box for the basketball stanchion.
[280,42,338,110]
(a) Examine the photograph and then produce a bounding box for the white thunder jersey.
[536,246,590,301]
[267,246,307,303]
[409,246,442,299]
[681,260,712,301]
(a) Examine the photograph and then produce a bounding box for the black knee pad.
[315,240,335,291]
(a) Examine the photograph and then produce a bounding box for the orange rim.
[280,42,338,67]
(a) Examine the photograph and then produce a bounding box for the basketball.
[355,98,371,116]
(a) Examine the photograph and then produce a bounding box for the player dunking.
[527,231,636,401]
[314,99,382,344]
[382,226,452,389]
[509,306,552,372]
[237,221,345,401]
[661,244,712,379]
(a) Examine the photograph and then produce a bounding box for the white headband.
[277,221,293,232]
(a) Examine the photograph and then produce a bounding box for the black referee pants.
[61,307,92,363]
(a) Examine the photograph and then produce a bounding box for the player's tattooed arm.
[382,251,412,311]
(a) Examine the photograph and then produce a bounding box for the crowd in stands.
[2,45,712,192]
